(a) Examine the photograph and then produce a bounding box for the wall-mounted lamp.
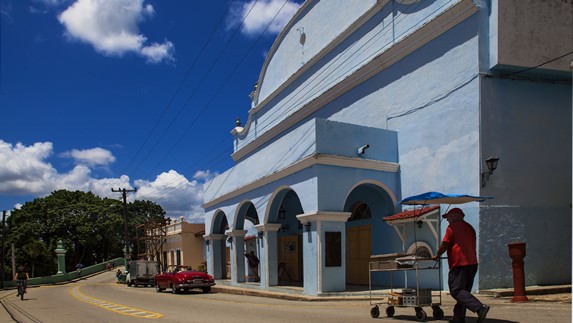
[304,222,311,232]
[416,221,423,229]
[278,206,286,220]
[357,144,370,155]
[205,240,210,246]
[481,156,500,188]
[226,236,233,243]
[258,231,264,239]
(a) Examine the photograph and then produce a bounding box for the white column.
[297,212,351,295]
[225,230,248,284]
[255,223,281,288]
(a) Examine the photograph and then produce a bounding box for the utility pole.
[111,188,137,270]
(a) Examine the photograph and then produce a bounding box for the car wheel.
[202,287,211,293]
[171,285,178,294]
[155,283,163,292]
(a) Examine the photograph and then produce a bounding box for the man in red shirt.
[433,208,490,323]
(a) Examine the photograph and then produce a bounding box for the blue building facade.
[203,0,572,295]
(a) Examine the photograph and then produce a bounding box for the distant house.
[203,0,572,295]
[162,217,206,271]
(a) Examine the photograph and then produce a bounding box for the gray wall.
[479,76,572,289]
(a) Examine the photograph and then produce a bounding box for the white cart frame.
[369,206,444,321]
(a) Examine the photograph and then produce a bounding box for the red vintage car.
[154,265,215,294]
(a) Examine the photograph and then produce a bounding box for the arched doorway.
[269,189,305,287]
[344,183,395,285]
[346,202,373,285]
[235,202,260,282]
[212,211,229,280]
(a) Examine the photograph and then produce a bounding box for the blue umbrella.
[399,191,493,205]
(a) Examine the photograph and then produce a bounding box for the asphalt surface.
[0,277,570,322]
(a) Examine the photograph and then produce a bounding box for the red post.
[508,242,529,302]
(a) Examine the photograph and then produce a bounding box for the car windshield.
[165,265,193,273]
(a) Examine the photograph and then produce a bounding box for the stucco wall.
[489,0,573,73]
[478,76,572,289]
[257,0,377,102]
[322,13,481,198]
[239,0,464,152]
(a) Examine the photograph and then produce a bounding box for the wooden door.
[278,235,300,281]
[346,225,371,285]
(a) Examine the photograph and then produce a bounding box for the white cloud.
[0,140,57,194]
[229,0,301,36]
[61,147,116,167]
[58,0,174,63]
[0,140,211,221]
[140,40,175,64]
[135,170,215,223]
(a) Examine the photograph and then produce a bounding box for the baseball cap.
[442,207,464,218]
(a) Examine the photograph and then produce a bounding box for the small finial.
[236,117,241,127]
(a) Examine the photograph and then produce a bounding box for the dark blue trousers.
[448,265,483,320]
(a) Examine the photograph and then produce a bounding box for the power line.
[128,0,261,179]
[133,0,461,203]
[134,0,430,200]
[502,51,573,77]
[136,1,296,201]
[122,0,237,177]
[142,0,292,180]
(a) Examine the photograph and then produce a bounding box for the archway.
[343,183,395,285]
[235,201,260,282]
[212,211,229,280]
[268,188,305,287]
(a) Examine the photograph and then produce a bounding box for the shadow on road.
[374,314,518,322]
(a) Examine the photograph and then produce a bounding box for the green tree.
[6,190,167,276]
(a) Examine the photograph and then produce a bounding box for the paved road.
[0,272,570,322]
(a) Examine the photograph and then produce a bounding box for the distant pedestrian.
[76,263,84,277]
[245,251,260,282]
[433,208,490,323]
[116,269,123,283]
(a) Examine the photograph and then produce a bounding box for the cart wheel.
[432,306,444,320]
[415,308,427,321]
[385,306,395,317]
[370,306,380,318]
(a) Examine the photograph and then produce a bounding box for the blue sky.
[0,0,303,222]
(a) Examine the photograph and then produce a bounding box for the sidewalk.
[212,281,572,303]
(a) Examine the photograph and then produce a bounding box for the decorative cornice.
[203,234,225,241]
[297,211,352,224]
[204,153,399,208]
[255,223,282,232]
[224,230,248,237]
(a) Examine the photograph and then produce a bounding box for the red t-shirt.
[443,220,477,269]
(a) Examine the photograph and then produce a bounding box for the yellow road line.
[69,285,163,319]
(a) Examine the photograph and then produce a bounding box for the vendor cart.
[369,192,492,321]
[369,252,443,321]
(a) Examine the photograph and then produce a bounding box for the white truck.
[126,260,159,287]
